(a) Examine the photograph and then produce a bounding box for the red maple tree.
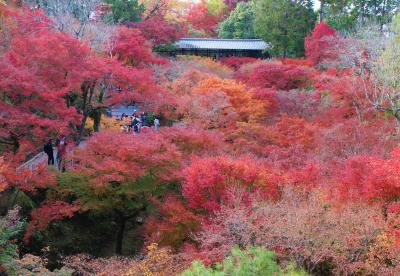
[182,156,278,213]
[305,22,340,66]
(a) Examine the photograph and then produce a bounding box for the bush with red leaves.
[237,61,313,90]
[305,22,340,66]
[182,155,278,213]
[127,17,185,46]
[144,195,202,250]
[220,57,258,70]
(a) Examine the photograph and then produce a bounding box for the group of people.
[119,111,160,133]
[43,112,160,169]
[43,135,67,170]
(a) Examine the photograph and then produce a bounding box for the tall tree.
[369,13,400,124]
[104,0,144,23]
[323,0,400,31]
[305,21,339,66]
[253,0,316,57]
[218,2,256,39]
[0,6,168,152]
[185,0,225,37]
[28,131,182,254]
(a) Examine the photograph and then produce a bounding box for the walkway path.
[17,148,58,173]
[17,140,87,173]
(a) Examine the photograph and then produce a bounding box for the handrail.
[17,135,86,173]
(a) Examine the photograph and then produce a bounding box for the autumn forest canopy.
[2,0,400,275]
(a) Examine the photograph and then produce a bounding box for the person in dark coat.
[132,116,140,133]
[140,112,147,127]
[44,139,54,165]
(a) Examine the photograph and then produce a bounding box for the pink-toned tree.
[305,22,340,66]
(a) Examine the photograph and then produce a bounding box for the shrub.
[181,246,307,276]
[305,22,339,66]
[183,156,278,213]
[190,187,389,274]
[0,207,24,275]
[237,61,313,90]
[220,57,259,70]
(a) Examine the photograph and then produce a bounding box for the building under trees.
[161,38,269,59]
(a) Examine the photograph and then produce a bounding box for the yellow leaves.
[86,116,128,133]
[205,0,226,16]
[123,243,176,276]
[101,116,130,132]
[177,56,232,75]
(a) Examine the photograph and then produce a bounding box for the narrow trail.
[17,141,87,173]
[17,150,52,173]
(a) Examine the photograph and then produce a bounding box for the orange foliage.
[0,157,8,192]
[145,195,202,250]
[159,126,224,157]
[123,243,189,276]
[267,115,316,150]
[192,77,267,125]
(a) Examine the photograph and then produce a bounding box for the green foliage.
[323,0,400,32]
[54,172,162,215]
[206,0,227,16]
[181,246,308,276]
[43,171,175,254]
[377,12,400,90]
[154,44,177,53]
[44,213,117,255]
[219,2,256,39]
[0,207,25,275]
[104,0,145,23]
[253,0,316,57]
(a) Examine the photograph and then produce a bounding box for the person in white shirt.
[153,117,160,130]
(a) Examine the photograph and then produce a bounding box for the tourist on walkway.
[56,136,67,171]
[127,116,133,132]
[140,112,147,127]
[132,115,141,133]
[43,139,54,165]
[154,117,160,130]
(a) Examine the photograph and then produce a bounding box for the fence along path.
[16,148,57,173]
[16,140,84,173]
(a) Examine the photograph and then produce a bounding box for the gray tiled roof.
[176,38,269,50]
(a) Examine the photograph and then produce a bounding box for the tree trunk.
[319,0,325,22]
[115,216,126,255]
[12,136,19,154]
[77,81,95,143]
[394,111,400,131]
[92,83,105,133]
[93,111,102,132]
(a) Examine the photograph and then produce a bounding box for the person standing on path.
[43,139,54,165]
[132,115,141,133]
[153,117,160,130]
[140,112,147,127]
[56,136,67,171]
